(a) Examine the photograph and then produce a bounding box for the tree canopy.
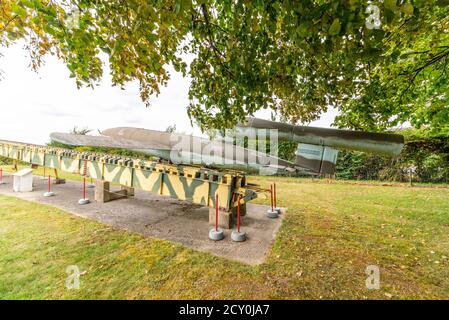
[1,0,448,131]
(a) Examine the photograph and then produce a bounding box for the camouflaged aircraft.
[51,117,405,176]
[239,118,404,175]
[50,126,299,175]
[0,118,404,228]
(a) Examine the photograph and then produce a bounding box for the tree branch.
[199,4,234,77]
[401,49,449,94]
[0,14,18,32]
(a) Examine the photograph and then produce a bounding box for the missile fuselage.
[241,118,404,156]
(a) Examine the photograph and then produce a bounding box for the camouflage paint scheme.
[0,140,258,211]
[240,117,404,156]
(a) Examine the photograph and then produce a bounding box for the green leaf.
[328,18,341,36]
[2,0,447,132]
[401,3,414,16]
[384,0,398,12]
[175,0,181,14]
[298,23,309,37]
[11,3,27,17]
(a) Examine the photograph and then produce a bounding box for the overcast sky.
[0,42,337,145]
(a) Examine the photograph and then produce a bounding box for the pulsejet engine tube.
[240,118,404,156]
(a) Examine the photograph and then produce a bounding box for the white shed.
[13,168,33,192]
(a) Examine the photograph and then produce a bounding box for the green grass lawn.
[1,169,449,299]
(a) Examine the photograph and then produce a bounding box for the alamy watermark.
[66,265,81,290]
[366,1,382,30]
[65,5,80,31]
[365,265,380,290]
[169,128,280,175]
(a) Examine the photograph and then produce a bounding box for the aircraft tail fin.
[295,143,339,174]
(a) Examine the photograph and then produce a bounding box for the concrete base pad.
[0,176,285,265]
[95,180,133,203]
[78,198,90,205]
[231,230,247,242]
[209,228,224,241]
[266,209,279,219]
[43,191,55,197]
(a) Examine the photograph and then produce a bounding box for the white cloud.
[0,42,336,145]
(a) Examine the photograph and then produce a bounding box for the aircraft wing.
[50,132,170,150]
[50,130,303,175]
[50,132,166,150]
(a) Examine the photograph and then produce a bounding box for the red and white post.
[231,194,246,242]
[208,193,224,241]
[215,194,219,231]
[78,174,90,205]
[266,184,279,218]
[43,175,55,197]
[273,182,281,214]
[0,168,5,185]
[237,196,241,233]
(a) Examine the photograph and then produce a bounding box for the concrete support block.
[95,180,110,203]
[209,208,234,229]
[53,178,66,185]
[109,190,127,201]
[121,185,134,197]
[95,180,132,203]
[231,203,247,217]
